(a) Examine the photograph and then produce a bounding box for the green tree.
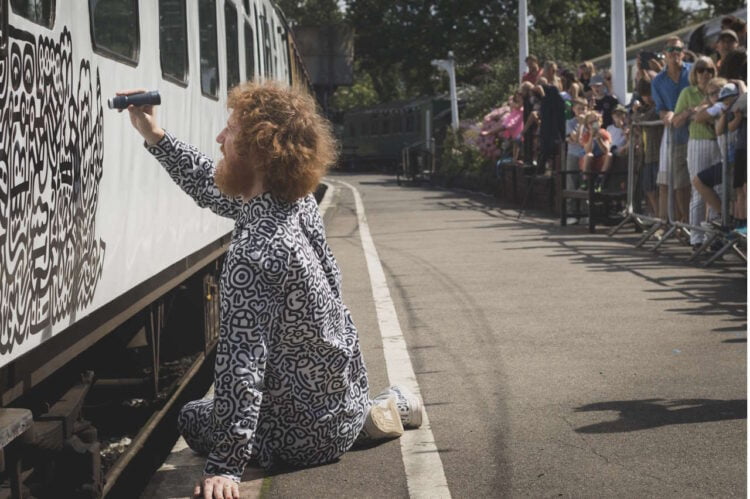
[276,0,343,25]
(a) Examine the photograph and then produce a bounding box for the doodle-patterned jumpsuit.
[146,133,371,481]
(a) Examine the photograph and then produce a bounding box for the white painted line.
[335,179,451,499]
[318,181,336,218]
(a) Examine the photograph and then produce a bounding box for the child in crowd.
[564,98,588,221]
[591,74,620,129]
[607,104,629,156]
[579,111,612,192]
[631,78,662,216]
[692,79,743,228]
[606,104,630,191]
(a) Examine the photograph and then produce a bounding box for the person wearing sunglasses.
[651,36,693,226]
[673,56,721,248]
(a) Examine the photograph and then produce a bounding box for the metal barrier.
[609,116,746,266]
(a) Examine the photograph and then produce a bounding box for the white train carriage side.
[0,0,308,404]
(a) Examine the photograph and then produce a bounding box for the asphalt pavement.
[258,172,746,498]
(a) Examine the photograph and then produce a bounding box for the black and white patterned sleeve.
[204,248,278,481]
[299,194,343,298]
[145,132,242,219]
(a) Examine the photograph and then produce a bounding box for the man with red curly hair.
[120,81,422,499]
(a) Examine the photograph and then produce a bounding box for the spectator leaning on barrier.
[119,81,424,498]
[690,78,739,227]
[631,78,663,217]
[673,56,720,247]
[591,73,619,129]
[523,55,543,84]
[651,35,693,224]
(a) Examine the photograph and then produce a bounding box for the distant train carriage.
[340,95,452,170]
[0,0,309,403]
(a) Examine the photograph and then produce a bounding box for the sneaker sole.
[363,396,404,439]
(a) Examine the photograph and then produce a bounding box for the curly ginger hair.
[227,81,337,202]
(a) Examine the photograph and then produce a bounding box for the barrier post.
[721,125,730,228]
[634,120,670,247]
[608,123,637,235]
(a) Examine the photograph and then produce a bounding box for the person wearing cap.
[522,55,542,84]
[591,73,619,129]
[674,56,721,247]
[651,36,693,224]
[692,79,745,228]
[716,29,739,70]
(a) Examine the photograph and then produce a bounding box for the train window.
[244,22,255,80]
[10,0,55,28]
[394,115,402,133]
[243,0,249,15]
[199,0,219,98]
[262,7,271,77]
[224,1,240,92]
[89,0,139,64]
[159,0,188,86]
[1,0,7,58]
[348,123,356,138]
[405,112,415,132]
[381,116,390,135]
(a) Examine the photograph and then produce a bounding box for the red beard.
[215,155,257,198]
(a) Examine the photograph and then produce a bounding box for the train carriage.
[0,0,307,403]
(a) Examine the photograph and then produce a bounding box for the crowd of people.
[474,15,747,237]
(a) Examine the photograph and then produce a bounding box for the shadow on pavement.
[574,398,747,433]
[409,188,747,338]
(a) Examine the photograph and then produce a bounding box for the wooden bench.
[559,170,626,233]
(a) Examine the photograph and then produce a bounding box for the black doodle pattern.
[0,25,105,354]
[148,133,370,480]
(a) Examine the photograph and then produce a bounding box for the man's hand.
[194,475,240,499]
[661,111,674,127]
[116,88,165,145]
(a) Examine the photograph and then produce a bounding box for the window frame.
[158,0,189,87]
[1,0,8,59]
[198,0,220,100]
[10,0,55,29]
[224,0,239,92]
[88,0,140,67]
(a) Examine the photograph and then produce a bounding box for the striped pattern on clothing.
[687,138,721,244]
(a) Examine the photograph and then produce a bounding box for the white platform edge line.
[335,179,451,499]
[318,180,335,218]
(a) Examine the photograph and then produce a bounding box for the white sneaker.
[374,385,423,429]
[360,395,404,440]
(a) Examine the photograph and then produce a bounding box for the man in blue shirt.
[651,36,692,223]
